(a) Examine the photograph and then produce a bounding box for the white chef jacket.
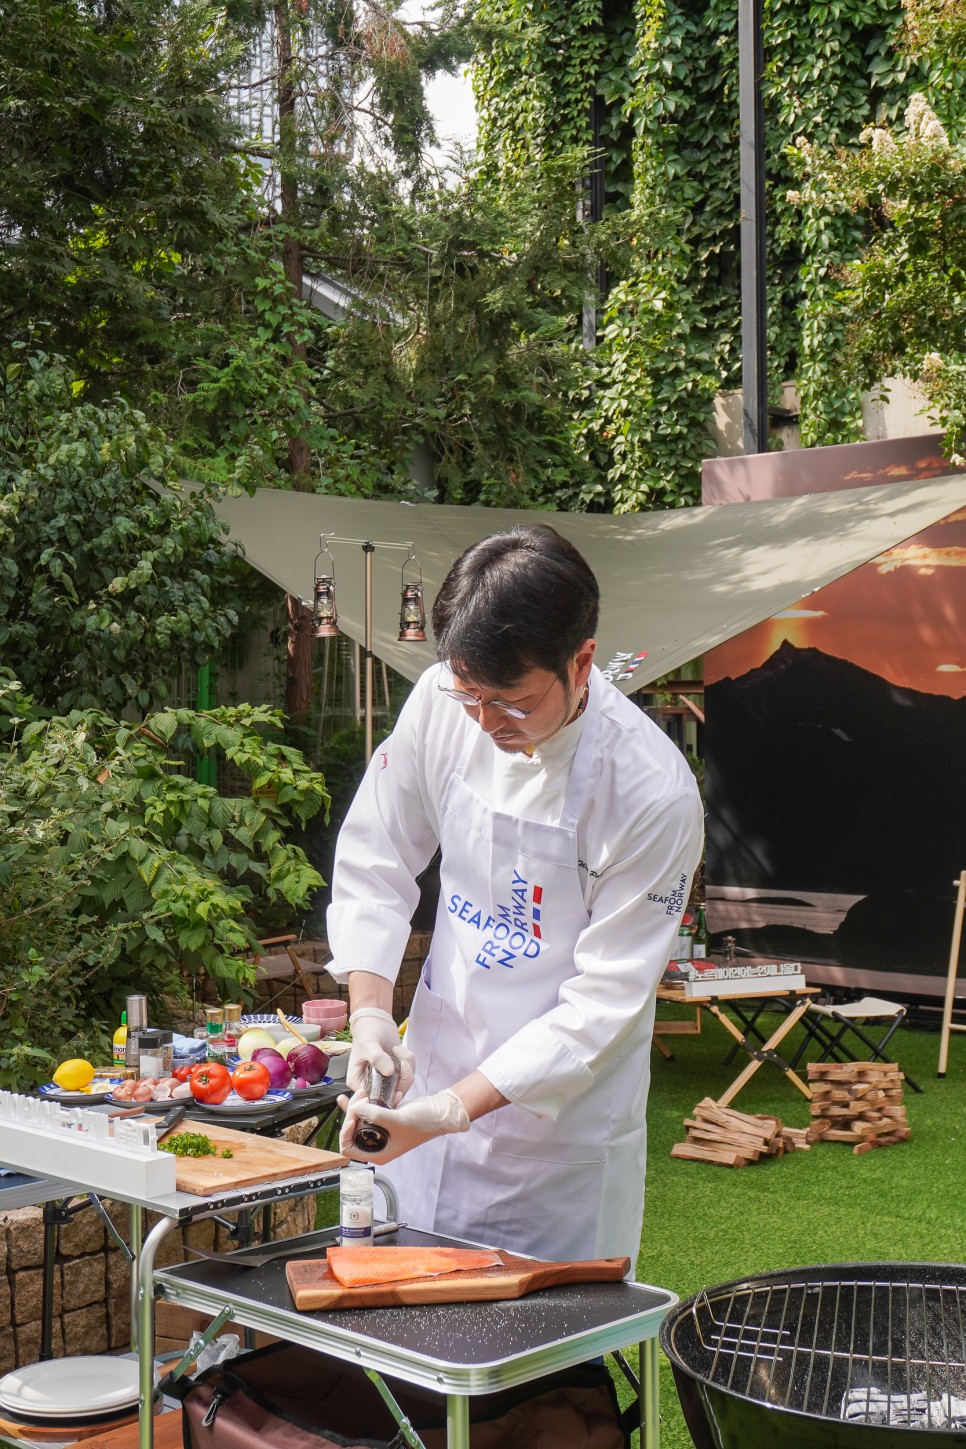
[326,664,704,1260]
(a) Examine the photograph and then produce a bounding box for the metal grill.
[686,1274,966,1424]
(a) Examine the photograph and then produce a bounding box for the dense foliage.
[786,3,966,459]
[0,673,327,1088]
[0,0,258,395]
[474,0,966,507]
[0,351,241,714]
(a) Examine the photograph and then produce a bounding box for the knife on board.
[155,1102,189,1144]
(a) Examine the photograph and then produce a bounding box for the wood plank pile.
[806,1062,910,1154]
[671,1097,811,1167]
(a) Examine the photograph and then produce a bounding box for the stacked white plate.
[0,1356,146,1423]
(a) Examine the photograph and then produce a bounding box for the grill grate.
[685,1275,966,1424]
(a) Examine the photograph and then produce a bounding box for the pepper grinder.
[353,1063,400,1153]
[124,993,149,1071]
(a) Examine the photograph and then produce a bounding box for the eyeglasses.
[437,672,558,720]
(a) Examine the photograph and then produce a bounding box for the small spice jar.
[137,1029,174,1078]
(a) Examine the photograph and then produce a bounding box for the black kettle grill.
[661,1262,966,1446]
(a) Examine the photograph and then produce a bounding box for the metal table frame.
[148,1225,675,1449]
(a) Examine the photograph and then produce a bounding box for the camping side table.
[151,1225,676,1449]
[656,983,820,1105]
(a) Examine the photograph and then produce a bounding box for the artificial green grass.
[631,1008,966,1447]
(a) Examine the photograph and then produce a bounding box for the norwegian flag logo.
[532,885,543,939]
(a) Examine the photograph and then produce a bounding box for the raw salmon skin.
[326,1245,502,1288]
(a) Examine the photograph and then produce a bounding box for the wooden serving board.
[285,1250,630,1310]
[166,1122,345,1195]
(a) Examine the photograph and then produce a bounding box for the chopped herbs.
[159,1131,218,1158]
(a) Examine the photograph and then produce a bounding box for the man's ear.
[573,639,596,688]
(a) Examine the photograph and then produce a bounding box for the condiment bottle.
[352,1063,400,1154]
[223,1003,242,1057]
[137,1029,166,1079]
[205,1006,226,1063]
[112,1011,128,1067]
[339,1164,374,1246]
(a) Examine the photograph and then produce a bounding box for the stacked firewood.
[671,1097,811,1167]
[806,1062,910,1154]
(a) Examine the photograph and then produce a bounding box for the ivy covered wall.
[475,0,965,509]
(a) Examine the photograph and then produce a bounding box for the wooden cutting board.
[285,1250,630,1310]
[166,1122,345,1195]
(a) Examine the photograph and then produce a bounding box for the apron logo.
[600,649,649,684]
[448,869,544,970]
[646,872,689,916]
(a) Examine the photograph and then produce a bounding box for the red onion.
[286,1042,329,1085]
[250,1047,293,1090]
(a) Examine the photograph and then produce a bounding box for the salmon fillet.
[326,1246,502,1288]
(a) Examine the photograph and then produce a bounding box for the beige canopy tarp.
[211,475,965,692]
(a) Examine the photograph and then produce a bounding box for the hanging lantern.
[398,552,426,641]
[312,539,339,638]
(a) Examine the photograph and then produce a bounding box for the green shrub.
[0,674,328,1087]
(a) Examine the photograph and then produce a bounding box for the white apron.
[380,685,652,1264]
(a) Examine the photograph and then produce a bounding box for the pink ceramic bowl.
[302,998,348,1028]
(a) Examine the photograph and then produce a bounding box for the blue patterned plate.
[195,1089,293,1113]
[38,1080,122,1106]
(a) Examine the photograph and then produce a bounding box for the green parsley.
[159,1131,219,1158]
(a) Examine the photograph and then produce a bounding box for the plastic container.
[112,1011,128,1067]
[338,1164,374,1246]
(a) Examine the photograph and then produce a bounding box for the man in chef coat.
[328,525,703,1264]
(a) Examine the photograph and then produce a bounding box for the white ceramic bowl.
[320,1042,349,1081]
[258,1020,322,1044]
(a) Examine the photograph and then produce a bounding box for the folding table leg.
[641,1337,661,1449]
[712,999,813,1107]
[446,1394,470,1449]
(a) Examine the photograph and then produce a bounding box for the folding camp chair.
[249,935,334,1009]
[793,996,923,1093]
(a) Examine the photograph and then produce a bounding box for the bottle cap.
[121,1011,127,1026]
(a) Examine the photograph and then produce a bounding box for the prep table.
[150,1223,676,1449]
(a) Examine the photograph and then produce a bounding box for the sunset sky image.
[707,508,966,695]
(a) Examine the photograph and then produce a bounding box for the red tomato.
[172,1064,192,1082]
[189,1063,232,1105]
[231,1060,271,1101]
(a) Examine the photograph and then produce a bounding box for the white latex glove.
[345,1006,415,1099]
[338,1087,470,1165]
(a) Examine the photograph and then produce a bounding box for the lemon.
[52,1058,95,1091]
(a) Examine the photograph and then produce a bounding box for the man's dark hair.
[432,525,600,687]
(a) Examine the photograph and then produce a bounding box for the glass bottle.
[205,1006,226,1063]
[223,1003,242,1057]
[675,914,695,962]
[693,904,709,960]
